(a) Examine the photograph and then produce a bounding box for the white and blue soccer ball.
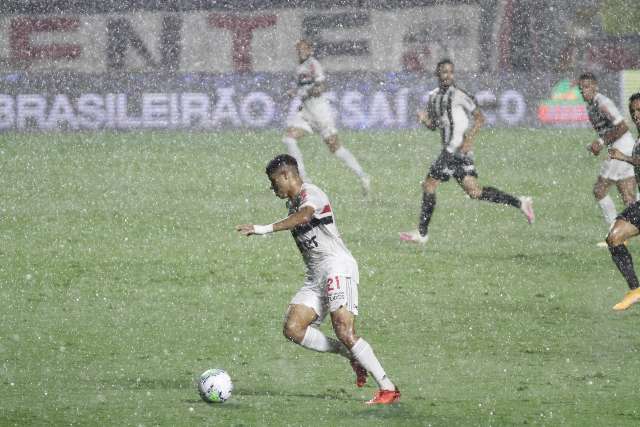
[198,368,233,403]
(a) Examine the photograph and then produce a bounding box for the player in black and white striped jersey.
[606,93,640,310]
[578,73,637,247]
[400,59,534,245]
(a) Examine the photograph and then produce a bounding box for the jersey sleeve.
[458,90,477,113]
[599,96,624,125]
[311,59,326,83]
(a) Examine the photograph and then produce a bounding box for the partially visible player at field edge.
[399,59,534,245]
[236,154,399,405]
[606,93,640,310]
[578,72,636,246]
[283,39,370,194]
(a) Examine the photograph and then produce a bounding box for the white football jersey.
[587,93,634,145]
[295,57,326,99]
[287,183,354,270]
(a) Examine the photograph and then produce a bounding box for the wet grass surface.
[2,129,640,425]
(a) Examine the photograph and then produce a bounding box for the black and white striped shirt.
[426,85,477,153]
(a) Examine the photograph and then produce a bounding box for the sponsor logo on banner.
[537,78,588,125]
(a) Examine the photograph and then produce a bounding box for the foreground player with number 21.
[236,154,400,405]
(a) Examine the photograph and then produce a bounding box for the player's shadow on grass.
[232,386,364,402]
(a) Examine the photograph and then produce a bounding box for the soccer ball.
[197,368,233,403]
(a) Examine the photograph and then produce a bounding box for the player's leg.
[327,274,398,403]
[594,175,617,226]
[282,127,309,180]
[400,155,446,243]
[607,203,640,310]
[283,303,351,358]
[310,99,370,194]
[616,176,637,207]
[460,175,534,224]
[323,133,370,194]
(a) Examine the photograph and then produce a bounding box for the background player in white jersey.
[282,39,370,194]
[400,59,534,244]
[605,93,640,310]
[578,72,637,246]
[236,154,400,405]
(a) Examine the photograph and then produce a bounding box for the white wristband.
[597,138,605,146]
[253,224,274,235]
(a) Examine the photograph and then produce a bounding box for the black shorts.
[428,150,478,183]
[617,200,640,230]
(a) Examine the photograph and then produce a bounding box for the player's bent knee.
[607,226,626,247]
[282,322,304,344]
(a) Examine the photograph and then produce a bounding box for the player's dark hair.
[266,154,299,177]
[578,72,597,82]
[435,58,454,76]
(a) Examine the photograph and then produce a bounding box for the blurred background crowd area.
[0,0,638,74]
[0,0,638,130]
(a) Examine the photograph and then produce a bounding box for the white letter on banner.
[395,88,409,127]
[77,94,105,129]
[17,95,46,129]
[116,94,141,129]
[475,90,496,126]
[0,95,15,129]
[341,91,366,129]
[142,93,170,128]
[368,91,394,128]
[499,90,525,125]
[212,88,240,126]
[44,94,78,130]
[240,92,274,127]
[105,94,117,129]
[181,93,211,128]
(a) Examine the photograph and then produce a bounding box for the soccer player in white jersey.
[400,59,534,244]
[282,39,370,194]
[606,93,640,310]
[236,154,400,405]
[578,72,637,246]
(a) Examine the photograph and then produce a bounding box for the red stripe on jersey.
[320,204,332,214]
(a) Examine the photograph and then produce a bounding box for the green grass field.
[2,128,640,426]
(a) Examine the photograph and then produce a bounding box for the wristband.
[597,138,605,146]
[253,224,274,235]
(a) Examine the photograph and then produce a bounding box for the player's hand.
[417,111,431,127]
[608,148,624,161]
[589,140,603,156]
[235,224,256,236]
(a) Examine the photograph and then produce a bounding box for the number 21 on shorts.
[326,276,341,292]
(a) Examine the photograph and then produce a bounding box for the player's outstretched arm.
[603,122,630,144]
[236,206,314,236]
[609,148,640,166]
[461,109,485,153]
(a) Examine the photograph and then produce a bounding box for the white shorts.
[600,134,636,181]
[286,96,337,139]
[290,261,359,326]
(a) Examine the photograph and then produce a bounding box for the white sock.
[283,137,307,180]
[334,146,366,179]
[598,196,617,226]
[300,327,351,359]
[351,338,394,390]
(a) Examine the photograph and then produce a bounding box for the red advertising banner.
[0,7,481,73]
